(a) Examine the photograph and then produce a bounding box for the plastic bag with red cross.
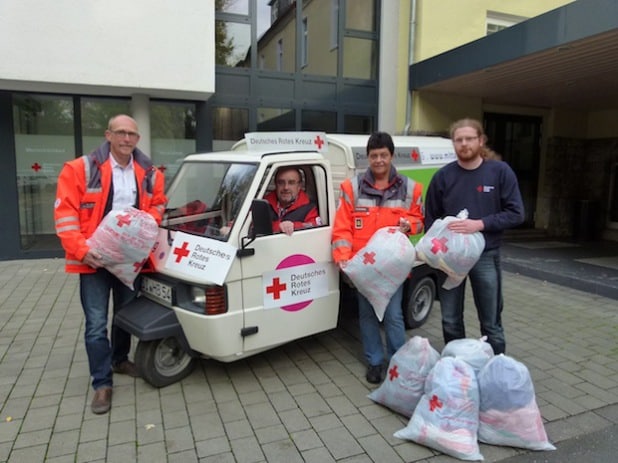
[86,207,159,289]
[342,226,416,321]
[367,336,440,417]
[415,209,485,289]
[394,356,484,461]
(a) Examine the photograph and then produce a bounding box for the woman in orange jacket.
[332,131,424,384]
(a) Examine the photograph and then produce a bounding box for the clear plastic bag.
[416,209,485,289]
[478,354,556,451]
[368,336,440,417]
[86,207,158,289]
[394,356,484,461]
[343,226,416,321]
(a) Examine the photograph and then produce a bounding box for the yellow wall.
[404,0,574,133]
[412,92,483,134]
[414,0,574,61]
[303,0,337,76]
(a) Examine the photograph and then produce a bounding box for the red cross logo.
[173,241,191,263]
[314,135,325,150]
[133,258,147,273]
[388,364,399,381]
[31,162,42,172]
[362,251,376,265]
[115,213,132,227]
[158,165,167,172]
[429,394,443,412]
[266,277,287,300]
[430,237,448,254]
[410,149,420,162]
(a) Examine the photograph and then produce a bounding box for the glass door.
[13,94,75,251]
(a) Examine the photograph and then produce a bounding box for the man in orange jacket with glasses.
[54,114,166,414]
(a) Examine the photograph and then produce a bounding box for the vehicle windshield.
[163,161,258,240]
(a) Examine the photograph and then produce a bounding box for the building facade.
[406,0,618,241]
[1,0,614,260]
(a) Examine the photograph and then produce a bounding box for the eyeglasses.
[276,179,299,187]
[111,130,140,139]
[368,152,391,161]
[453,136,479,145]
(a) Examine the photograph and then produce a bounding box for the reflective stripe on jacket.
[331,167,424,263]
[54,141,167,273]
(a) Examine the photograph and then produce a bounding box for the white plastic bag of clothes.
[342,226,416,321]
[478,354,556,451]
[416,209,485,289]
[86,207,159,289]
[441,337,495,375]
[368,336,440,417]
[394,356,484,461]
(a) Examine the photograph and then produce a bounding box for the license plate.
[141,276,173,305]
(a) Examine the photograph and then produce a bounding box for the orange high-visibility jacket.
[54,142,167,273]
[331,168,424,263]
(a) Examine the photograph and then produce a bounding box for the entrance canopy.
[409,0,618,111]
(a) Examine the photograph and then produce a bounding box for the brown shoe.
[91,387,112,414]
[112,360,140,377]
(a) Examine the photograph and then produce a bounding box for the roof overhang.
[409,0,618,111]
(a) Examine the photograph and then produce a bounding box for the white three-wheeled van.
[115,132,455,387]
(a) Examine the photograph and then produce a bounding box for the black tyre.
[404,276,436,329]
[134,337,196,388]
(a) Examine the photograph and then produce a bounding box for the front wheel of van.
[404,276,436,329]
[135,338,196,388]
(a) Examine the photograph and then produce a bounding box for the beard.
[456,146,482,163]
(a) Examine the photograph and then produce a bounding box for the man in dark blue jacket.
[424,118,524,355]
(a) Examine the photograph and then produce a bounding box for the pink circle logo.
[276,254,315,312]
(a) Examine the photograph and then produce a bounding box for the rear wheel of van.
[135,337,196,388]
[404,276,436,329]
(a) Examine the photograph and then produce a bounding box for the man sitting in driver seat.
[265,167,321,235]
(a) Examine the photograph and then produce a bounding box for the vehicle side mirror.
[249,199,273,239]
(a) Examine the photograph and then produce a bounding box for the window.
[330,0,339,49]
[165,161,258,241]
[277,38,284,71]
[258,107,295,131]
[13,94,75,250]
[486,11,527,35]
[301,17,308,67]
[345,0,376,32]
[213,107,249,151]
[344,114,374,134]
[301,110,336,132]
[268,164,328,229]
[216,20,251,67]
[343,37,377,79]
[215,0,248,14]
[150,101,197,187]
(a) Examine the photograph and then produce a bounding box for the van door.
[235,162,339,356]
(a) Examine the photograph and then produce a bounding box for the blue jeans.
[437,248,505,354]
[357,284,406,366]
[79,269,138,390]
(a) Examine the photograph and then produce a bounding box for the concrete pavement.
[0,257,617,462]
